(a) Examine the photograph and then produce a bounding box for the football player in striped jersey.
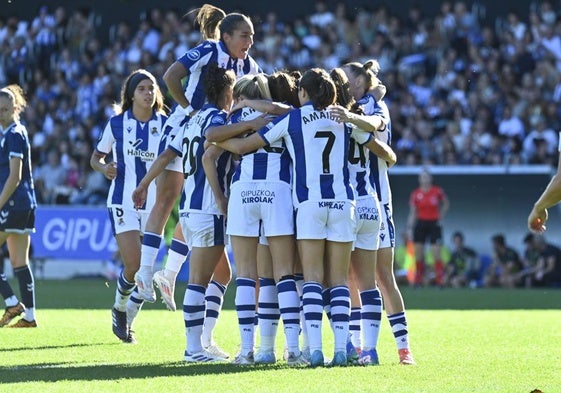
[91,69,167,343]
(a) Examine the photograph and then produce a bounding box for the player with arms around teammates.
[205,73,305,365]
[133,63,236,362]
[90,69,167,343]
[330,66,397,365]
[134,5,261,329]
[0,85,38,328]
[216,68,373,367]
[342,60,415,364]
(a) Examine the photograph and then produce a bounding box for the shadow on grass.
[26,279,561,310]
[0,342,115,353]
[0,361,303,383]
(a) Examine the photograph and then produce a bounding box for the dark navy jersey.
[0,121,37,210]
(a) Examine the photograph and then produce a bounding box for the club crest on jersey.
[151,127,159,135]
[187,50,200,61]
[211,117,226,126]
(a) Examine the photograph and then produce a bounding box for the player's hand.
[250,113,275,130]
[132,185,147,209]
[528,208,547,233]
[229,99,247,114]
[104,162,117,180]
[217,194,228,216]
[329,105,353,123]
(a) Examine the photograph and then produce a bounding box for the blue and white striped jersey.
[95,109,167,210]
[363,97,392,204]
[168,104,233,215]
[177,40,261,111]
[0,122,37,210]
[230,107,291,185]
[258,103,356,207]
[348,94,388,201]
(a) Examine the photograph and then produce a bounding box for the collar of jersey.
[126,109,158,122]
[1,121,16,134]
[218,40,231,57]
[200,103,220,112]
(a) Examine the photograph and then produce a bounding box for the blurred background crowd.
[1,0,561,206]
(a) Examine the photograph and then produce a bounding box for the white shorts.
[354,197,381,251]
[108,207,150,235]
[227,181,294,237]
[179,212,226,248]
[161,109,190,173]
[295,200,356,242]
[379,202,396,249]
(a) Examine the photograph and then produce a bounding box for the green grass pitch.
[0,279,559,393]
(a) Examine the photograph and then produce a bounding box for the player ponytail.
[267,71,301,108]
[299,68,336,110]
[330,68,355,111]
[343,59,380,95]
[187,4,226,41]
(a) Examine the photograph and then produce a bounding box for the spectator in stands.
[33,148,67,204]
[497,104,525,142]
[443,231,479,288]
[8,0,561,172]
[532,235,561,287]
[484,234,523,288]
[517,233,543,288]
[522,116,558,164]
[69,166,109,205]
[30,5,57,74]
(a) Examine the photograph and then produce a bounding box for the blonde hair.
[234,74,271,100]
[0,84,27,119]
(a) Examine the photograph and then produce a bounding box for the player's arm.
[90,150,116,181]
[202,145,228,216]
[365,137,397,167]
[231,99,291,115]
[0,157,22,211]
[206,114,273,143]
[215,132,267,156]
[528,150,561,232]
[132,148,177,208]
[163,61,193,115]
[330,105,385,132]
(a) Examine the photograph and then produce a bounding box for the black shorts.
[413,219,442,244]
[0,209,36,233]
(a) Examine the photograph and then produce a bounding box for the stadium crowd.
[1,1,561,204]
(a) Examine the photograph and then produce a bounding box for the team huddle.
[91,4,415,367]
